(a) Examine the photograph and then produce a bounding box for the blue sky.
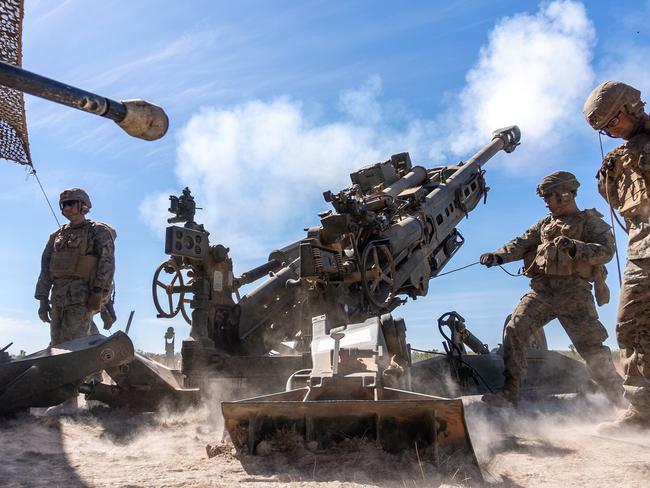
[1,0,649,355]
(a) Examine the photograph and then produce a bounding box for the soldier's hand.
[87,292,103,314]
[38,299,51,323]
[480,253,502,267]
[100,306,116,330]
[554,236,576,255]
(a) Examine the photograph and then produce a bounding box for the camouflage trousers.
[617,259,650,414]
[50,303,97,346]
[503,277,623,400]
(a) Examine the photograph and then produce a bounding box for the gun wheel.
[361,243,396,310]
[152,260,186,319]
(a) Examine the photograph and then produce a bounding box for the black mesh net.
[0,0,31,166]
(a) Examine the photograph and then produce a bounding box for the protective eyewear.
[605,112,622,130]
[60,199,80,209]
[599,112,622,136]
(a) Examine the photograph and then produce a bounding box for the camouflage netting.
[0,0,31,166]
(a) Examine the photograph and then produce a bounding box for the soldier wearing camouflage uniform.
[35,188,116,345]
[480,172,624,407]
[584,81,650,430]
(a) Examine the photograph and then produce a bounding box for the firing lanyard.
[436,260,524,277]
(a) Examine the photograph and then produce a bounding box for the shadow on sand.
[0,411,90,488]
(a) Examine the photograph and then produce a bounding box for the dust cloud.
[463,392,650,486]
[0,392,648,487]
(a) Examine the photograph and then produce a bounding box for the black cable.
[29,167,61,227]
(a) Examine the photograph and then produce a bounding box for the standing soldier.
[35,188,116,345]
[584,81,650,431]
[480,171,624,407]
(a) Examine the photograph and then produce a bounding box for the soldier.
[480,171,624,407]
[35,188,116,346]
[583,81,650,430]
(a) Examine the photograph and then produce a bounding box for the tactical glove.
[554,236,577,256]
[38,298,51,323]
[479,253,503,267]
[87,291,103,314]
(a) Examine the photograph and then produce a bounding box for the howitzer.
[0,60,168,141]
[153,126,520,365]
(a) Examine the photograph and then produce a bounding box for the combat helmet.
[536,171,580,196]
[59,188,92,213]
[583,81,645,130]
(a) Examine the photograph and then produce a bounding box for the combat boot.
[597,405,650,435]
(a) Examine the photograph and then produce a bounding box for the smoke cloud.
[141,93,435,259]
[140,1,598,258]
[445,0,596,167]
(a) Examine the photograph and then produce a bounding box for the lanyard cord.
[435,260,528,278]
[435,261,480,277]
[598,132,623,286]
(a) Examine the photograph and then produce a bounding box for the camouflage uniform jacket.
[34,219,116,306]
[598,128,650,259]
[493,209,614,281]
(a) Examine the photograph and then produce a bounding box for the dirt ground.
[1,392,648,488]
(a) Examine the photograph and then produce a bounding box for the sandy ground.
[0,393,648,488]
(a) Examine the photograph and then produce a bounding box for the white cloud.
[446,1,596,167]
[139,1,599,260]
[141,94,439,260]
[138,192,175,239]
[339,75,383,124]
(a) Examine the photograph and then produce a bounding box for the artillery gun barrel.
[427,125,520,197]
[382,126,520,256]
[383,126,520,281]
[0,60,168,141]
[422,125,519,222]
[466,125,520,167]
